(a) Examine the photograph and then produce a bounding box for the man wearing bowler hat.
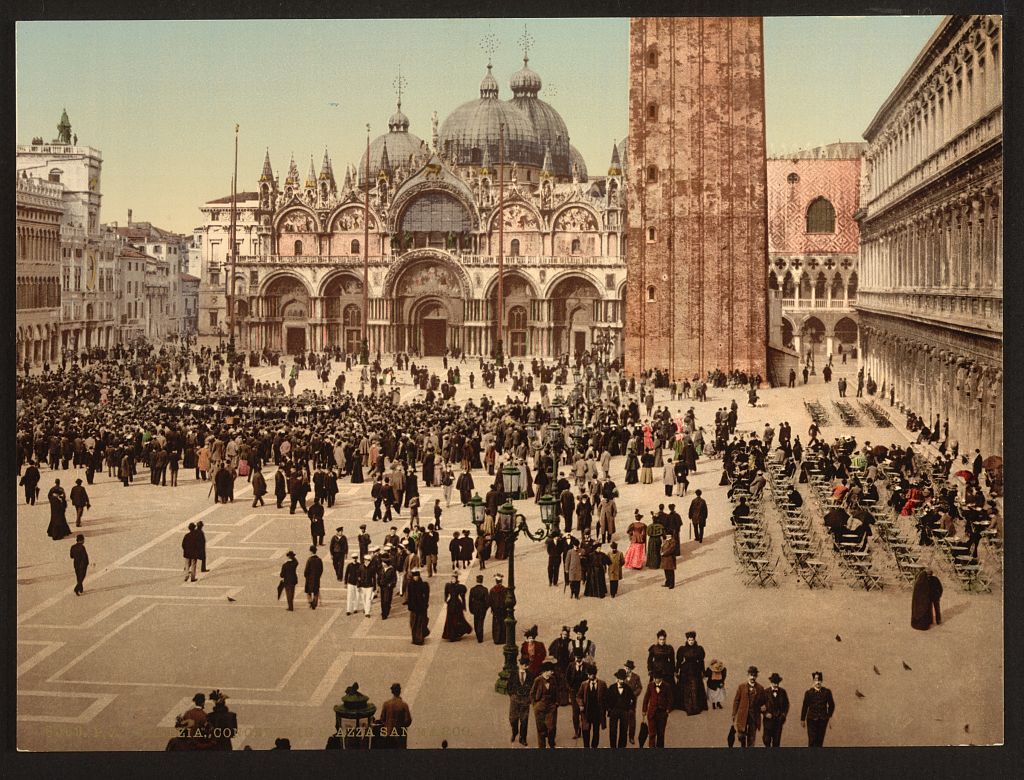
[761,672,790,747]
[800,671,836,747]
[732,665,765,747]
[623,660,643,745]
[530,661,560,748]
[605,668,636,749]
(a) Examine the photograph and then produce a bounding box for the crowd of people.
[15,338,1001,748]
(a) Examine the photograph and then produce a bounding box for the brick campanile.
[625,17,769,380]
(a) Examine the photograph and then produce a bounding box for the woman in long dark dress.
[350,451,364,484]
[46,481,72,540]
[456,469,474,505]
[407,570,431,645]
[583,545,609,598]
[624,450,640,484]
[910,568,933,630]
[675,631,709,714]
[646,520,664,569]
[441,573,472,641]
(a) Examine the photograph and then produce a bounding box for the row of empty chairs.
[804,400,830,427]
[728,475,780,587]
[832,400,862,426]
[765,460,831,589]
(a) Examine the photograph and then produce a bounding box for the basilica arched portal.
[386,251,470,355]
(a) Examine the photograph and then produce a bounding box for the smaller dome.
[510,57,542,96]
[479,64,499,98]
[388,105,409,132]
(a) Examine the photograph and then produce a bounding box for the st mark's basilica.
[197,54,628,361]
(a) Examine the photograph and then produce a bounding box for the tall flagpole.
[360,124,370,365]
[228,123,238,355]
[495,122,505,366]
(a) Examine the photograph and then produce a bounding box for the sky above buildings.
[17,16,943,234]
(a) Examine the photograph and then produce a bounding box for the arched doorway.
[414,300,449,356]
[834,317,858,355]
[550,274,601,358]
[263,275,310,354]
[389,255,468,355]
[487,272,537,357]
[800,316,826,364]
[781,317,795,349]
[322,273,363,350]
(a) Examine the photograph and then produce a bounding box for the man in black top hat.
[762,672,790,747]
[468,574,489,643]
[800,671,836,747]
[278,551,298,610]
[576,664,607,748]
[623,660,643,745]
[605,668,636,749]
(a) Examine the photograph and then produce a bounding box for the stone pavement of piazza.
[15,358,1001,749]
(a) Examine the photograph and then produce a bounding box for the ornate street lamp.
[501,462,523,502]
[494,499,559,695]
[571,365,581,386]
[331,683,377,749]
[468,493,486,533]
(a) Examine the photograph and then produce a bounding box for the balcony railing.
[234,253,623,267]
[781,298,856,311]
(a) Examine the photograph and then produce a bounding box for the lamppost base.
[359,338,369,366]
[494,339,504,367]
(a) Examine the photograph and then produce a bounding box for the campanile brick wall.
[625,17,769,379]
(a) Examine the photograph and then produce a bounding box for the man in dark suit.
[278,551,298,610]
[70,534,89,595]
[506,657,533,746]
[468,574,489,642]
[687,490,708,543]
[378,555,398,619]
[642,672,673,748]
[576,665,607,748]
[761,672,790,747]
[732,666,765,747]
[566,649,589,739]
[800,671,836,747]
[530,662,559,748]
[329,527,348,581]
[604,668,636,749]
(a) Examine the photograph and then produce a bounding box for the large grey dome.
[359,103,428,186]
[508,56,574,177]
[438,64,542,170]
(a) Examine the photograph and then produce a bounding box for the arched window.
[350,239,360,254]
[509,239,520,256]
[647,226,656,243]
[646,285,656,302]
[49,168,62,183]
[646,165,658,183]
[647,103,659,121]
[647,48,658,67]
[508,305,527,330]
[470,147,482,165]
[570,238,582,254]
[293,239,303,255]
[343,304,361,327]
[806,197,836,233]
[787,172,799,184]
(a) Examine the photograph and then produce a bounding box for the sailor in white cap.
[345,552,361,616]
[359,547,379,618]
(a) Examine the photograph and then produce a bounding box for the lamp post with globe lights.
[490,496,560,694]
